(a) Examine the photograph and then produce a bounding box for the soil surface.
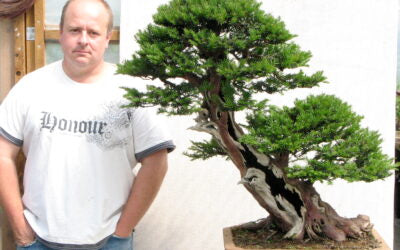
[232,227,382,249]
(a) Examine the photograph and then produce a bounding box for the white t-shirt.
[0,61,175,248]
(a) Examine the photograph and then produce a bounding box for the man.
[0,0,175,249]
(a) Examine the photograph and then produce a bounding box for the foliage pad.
[241,94,394,183]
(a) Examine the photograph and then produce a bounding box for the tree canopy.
[118,0,326,115]
[118,0,395,185]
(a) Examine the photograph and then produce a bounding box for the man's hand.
[112,228,132,238]
[14,219,35,246]
[113,220,133,238]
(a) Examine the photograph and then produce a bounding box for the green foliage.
[241,94,395,183]
[184,138,228,160]
[117,0,326,115]
[118,0,394,184]
[121,83,202,115]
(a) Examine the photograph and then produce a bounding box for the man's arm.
[114,149,169,237]
[0,136,35,245]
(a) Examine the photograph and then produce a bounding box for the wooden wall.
[0,19,15,102]
[0,17,16,250]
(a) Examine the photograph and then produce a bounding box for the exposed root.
[283,221,305,240]
[238,217,274,231]
[352,215,373,232]
[303,214,374,242]
[306,224,322,240]
[336,214,373,239]
[322,223,346,242]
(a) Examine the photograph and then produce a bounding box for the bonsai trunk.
[190,109,373,242]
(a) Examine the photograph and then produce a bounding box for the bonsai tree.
[118,0,395,242]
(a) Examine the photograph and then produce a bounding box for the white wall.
[120,1,398,249]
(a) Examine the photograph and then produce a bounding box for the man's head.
[59,0,113,78]
[60,0,113,35]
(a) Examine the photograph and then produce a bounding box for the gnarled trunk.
[190,109,373,241]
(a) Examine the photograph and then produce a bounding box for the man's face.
[60,0,111,71]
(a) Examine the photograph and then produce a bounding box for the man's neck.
[62,60,108,83]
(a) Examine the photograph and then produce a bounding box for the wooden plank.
[34,0,45,69]
[45,26,120,41]
[25,0,45,72]
[25,6,35,73]
[44,29,58,40]
[0,17,17,250]
[0,19,15,101]
[14,14,26,83]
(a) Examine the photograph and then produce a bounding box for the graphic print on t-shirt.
[40,112,108,135]
[39,102,133,150]
[87,103,133,150]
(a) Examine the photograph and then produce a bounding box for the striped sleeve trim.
[0,127,23,147]
[135,140,175,161]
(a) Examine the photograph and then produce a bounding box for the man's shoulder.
[21,60,61,82]
[8,61,62,97]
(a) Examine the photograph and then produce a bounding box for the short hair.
[59,0,114,34]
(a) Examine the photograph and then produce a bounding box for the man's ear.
[105,31,112,48]
[59,25,65,43]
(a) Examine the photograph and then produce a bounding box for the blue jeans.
[16,235,133,250]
